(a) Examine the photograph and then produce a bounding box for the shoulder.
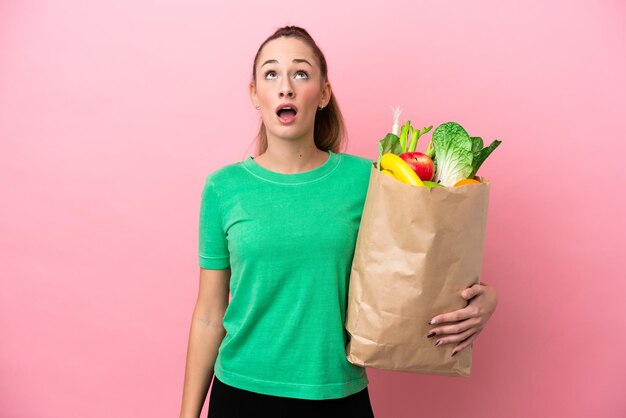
[200,162,248,209]
[336,152,374,175]
[203,160,248,191]
[332,152,374,190]
[338,152,373,164]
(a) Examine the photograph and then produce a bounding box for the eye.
[264,70,277,80]
[294,70,309,79]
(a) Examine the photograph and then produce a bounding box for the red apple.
[399,152,434,181]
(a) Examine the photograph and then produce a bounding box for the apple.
[399,152,434,181]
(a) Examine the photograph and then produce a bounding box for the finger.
[430,304,478,325]
[434,327,477,347]
[451,332,480,356]
[461,283,484,301]
[427,317,481,338]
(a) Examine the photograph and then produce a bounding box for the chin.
[267,122,314,141]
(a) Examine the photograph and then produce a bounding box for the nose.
[279,88,294,98]
[279,79,294,98]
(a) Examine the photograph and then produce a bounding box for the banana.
[380,169,396,179]
[380,153,425,186]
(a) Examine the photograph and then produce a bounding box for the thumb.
[462,284,483,300]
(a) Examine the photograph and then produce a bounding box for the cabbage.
[431,122,474,187]
[431,122,502,186]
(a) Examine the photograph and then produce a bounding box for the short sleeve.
[198,176,230,269]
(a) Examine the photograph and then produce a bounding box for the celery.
[407,124,433,152]
[408,128,419,152]
[399,120,411,152]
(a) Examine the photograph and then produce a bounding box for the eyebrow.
[261,59,313,67]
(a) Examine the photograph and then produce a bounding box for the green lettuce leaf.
[469,139,502,178]
[471,137,483,155]
[432,122,474,187]
[376,133,403,169]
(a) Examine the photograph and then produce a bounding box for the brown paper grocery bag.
[345,165,490,377]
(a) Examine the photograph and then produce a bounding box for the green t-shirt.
[198,150,372,400]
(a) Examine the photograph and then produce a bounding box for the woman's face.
[250,37,331,144]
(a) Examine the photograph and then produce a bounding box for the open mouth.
[276,104,298,124]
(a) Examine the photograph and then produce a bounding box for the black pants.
[207,375,375,418]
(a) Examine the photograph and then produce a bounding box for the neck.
[256,138,329,174]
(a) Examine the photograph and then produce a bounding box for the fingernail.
[435,340,442,346]
[429,319,436,325]
[427,332,435,338]
[451,351,457,357]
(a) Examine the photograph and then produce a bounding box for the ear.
[320,81,332,108]
[249,81,259,108]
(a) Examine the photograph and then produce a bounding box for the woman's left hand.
[426,282,498,356]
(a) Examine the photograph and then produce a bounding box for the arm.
[426,282,498,356]
[179,267,231,418]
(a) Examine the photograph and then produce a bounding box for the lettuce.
[376,133,403,169]
[431,122,502,186]
[469,137,502,179]
[431,122,474,187]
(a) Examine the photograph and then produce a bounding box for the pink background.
[1,1,625,417]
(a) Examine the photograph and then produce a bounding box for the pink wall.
[1,1,624,417]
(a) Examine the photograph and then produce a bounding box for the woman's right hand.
[179,268,230,418]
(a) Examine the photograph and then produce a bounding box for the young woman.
[179,26,498,418]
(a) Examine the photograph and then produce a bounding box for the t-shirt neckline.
[243,150,340,184]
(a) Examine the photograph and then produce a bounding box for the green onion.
[391,106,402,136]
